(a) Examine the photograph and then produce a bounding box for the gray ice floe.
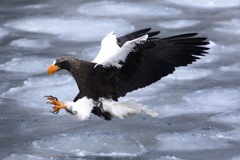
[156,130,230,151]
[183,87,240,113]
[158,20,200,29]
[4,17,134,42]
[156,156,185,160]
[10,38,50,49]
[78,1,181,17]
[1,75,77,109]
[214,19,240,35]
[210,111,240,127]
[0,56,52,73]
[32,132,146,157]
[167,67,212,80]
[167,0,240,8]
[0,27,8,39]
[3,154,49,160]
[80,46,100,61]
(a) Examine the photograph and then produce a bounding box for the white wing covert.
[97,34,148,68]
[92,31,120,64]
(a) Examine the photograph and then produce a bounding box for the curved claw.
[45,95,58,101]
[45,95,66,114]
[50,110,59,114]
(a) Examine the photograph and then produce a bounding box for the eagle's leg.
[45,95,66,114]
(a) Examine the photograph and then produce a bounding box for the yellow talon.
[45,95,66,114]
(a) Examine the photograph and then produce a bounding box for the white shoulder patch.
[99,34,148,68]
[92,31,120,64]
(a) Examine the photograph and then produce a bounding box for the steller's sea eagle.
[45,28,209,121]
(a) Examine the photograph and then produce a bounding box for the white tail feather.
[102,99,158,119]
[64,97,158,121]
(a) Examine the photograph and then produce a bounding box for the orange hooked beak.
[47,64,60,75]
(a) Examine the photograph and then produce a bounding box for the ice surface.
[156,156,185,160]
[156,130,230,151]
[1,0,240,159]
[210,112,240,127]
[150,87,240,118]
[231,156,240,160]
[1,75,77,109]
[0,56,52,73]
[4,17,134,42]
[10,38,50,49]
[220,63,240,72]
[158,20,200,29]
[214,19,240,35]
[0,27,8,39]
[167,0,240,8]
[80,46,99,61]
[167,67,212,80]
[183,87,240,112]
[120,82,167,103]
[32,132,146,157]
[22,4,49,9]
[78,1,181,17]
[3,154,48,160]
[215,128,240,142]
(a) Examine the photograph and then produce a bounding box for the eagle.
[45,28,209,121]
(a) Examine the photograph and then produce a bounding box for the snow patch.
[79,1,181,17]
[167,0,240,8]
[158,20,200,29]
[10,38,50,49]
[4,17,134,42]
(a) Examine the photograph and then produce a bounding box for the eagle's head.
[47,56,73,75]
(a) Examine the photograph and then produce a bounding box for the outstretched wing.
[96,30,209,98]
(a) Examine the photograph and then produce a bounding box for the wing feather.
[97,31,209,98]
[117,28,160,47]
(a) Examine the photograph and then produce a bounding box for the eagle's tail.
[102,99,158,119]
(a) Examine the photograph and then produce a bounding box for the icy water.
[0,0,240,160]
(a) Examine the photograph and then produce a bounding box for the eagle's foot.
[45,95,66,114]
